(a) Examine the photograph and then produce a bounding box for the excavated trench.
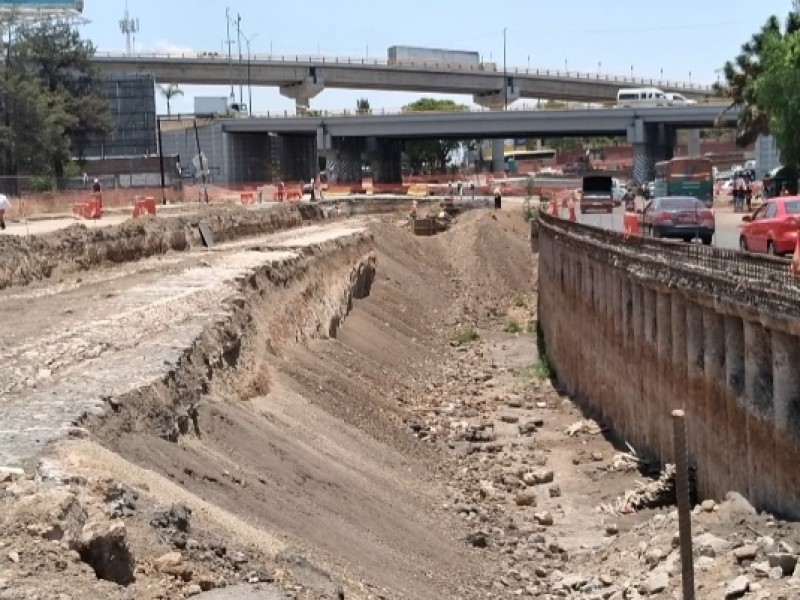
[68,225,495,599]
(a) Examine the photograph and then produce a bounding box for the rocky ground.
[1,208,799,599]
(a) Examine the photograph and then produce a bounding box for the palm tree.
[159,83,184,116]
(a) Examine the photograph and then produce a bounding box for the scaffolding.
[83,73,158,159]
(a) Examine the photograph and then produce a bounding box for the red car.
[739,197,800,256]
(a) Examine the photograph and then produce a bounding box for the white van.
[616,87,668,108]
[665,93,696,105]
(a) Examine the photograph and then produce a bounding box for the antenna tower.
[119,1,139,54]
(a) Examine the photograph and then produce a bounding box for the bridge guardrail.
[92,51,714,92]
[538,209,800,312]
[243,101,731,119]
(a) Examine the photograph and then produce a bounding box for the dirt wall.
[0,204,314,291]
[537,217,800,519]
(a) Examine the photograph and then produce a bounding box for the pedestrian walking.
[493,186,502,210]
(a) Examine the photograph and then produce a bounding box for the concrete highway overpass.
[92,51,716,110]
[159,104,740,187]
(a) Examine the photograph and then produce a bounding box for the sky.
[76,0,791,115]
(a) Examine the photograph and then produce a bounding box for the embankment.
[536,211,800,518]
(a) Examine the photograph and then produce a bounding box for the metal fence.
[538,210,800,314]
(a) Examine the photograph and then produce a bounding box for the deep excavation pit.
[25,215,529,600]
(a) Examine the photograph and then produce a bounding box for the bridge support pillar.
[473,82,521,110]
[280,76,325,115]
[687,129,702,157]
[743,321,774,511]
[328,137,364,184]
[627,119,676,184]
[491,138,505,174]
[278,134,317,183]
[370,138,402,185]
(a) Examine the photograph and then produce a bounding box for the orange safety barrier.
[240,191,255,205]
[284,186,303,202]
[133,197,157,217]
[73,198,103,220]
[623,212,640,235]
[791,236,800,278]
[567,200,577,222]
[549,198,559,217]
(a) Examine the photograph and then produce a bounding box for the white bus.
[616,87,668,108]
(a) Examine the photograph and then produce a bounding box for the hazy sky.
[77,0,789,115]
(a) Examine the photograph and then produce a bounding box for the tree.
[159,83,184,116]
[356,98,371,114]
[402,98,468,173]
[715,12,800,148]
[10,22,111,176]
[750,31,800,167]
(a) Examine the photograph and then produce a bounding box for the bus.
[654,157,714,205]
[503,149,557,173]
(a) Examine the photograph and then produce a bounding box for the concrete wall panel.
[537,218,800,517]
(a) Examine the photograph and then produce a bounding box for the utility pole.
[242,32,259,116]
[225,7,234,103]
[503,27,507,111]
[237,13,243,108]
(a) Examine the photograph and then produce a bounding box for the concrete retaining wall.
[536,213,800,518]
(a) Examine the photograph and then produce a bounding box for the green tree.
[402,98,467,172]
[356,97,371,114]
[12,21,112,174]
[715,12,800,148]
[751,31,800,167]
[159,83,184,116]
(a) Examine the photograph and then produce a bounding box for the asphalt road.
[575,201,743,251]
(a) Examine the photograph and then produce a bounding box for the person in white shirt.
[0,194,11,230]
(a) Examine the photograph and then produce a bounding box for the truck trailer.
[387,45,480,67]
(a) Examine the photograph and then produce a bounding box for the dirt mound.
[439,210,537,323]
[0,204,309,291]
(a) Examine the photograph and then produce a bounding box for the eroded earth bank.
[2,208,800,600]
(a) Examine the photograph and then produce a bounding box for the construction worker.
[493,186,502,210]
[410,200,418,219]
[0,193,10,230]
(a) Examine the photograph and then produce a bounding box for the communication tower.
[119,0,139,54]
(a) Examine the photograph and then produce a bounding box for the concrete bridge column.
[628,120,676,185]
[279,134,317,183]
[328,137,364,184]
[491,138,505,174]
[743,321,774,510]
[724,317,747,497]
[685,305,704,484]
[279,71,325,115]
[702,311,726,500]
[772,331,800,519]
[371,138,403,185]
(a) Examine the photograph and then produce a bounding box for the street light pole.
[225,7,234,103]
[237,13,243,107]
[503,27,507,111]
[242,32,258,115]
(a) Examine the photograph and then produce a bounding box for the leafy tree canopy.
[0,22,111,178]
[402,98,468,173]
[715,12,800,151]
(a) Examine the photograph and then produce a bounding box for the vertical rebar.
[672,409,695,600]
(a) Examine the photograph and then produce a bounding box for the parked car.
[739,196,800,256]
[640,196,715,244]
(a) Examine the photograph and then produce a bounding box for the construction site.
[0,190,798,600]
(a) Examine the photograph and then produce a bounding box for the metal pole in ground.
[672,409,695,600]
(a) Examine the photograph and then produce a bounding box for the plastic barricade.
[623,212,640,235]
[133,196,157,217]
[240,192,255,205]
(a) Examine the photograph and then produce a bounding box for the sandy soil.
[1,208,799,600]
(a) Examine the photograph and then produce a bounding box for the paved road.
[574,201,743,250]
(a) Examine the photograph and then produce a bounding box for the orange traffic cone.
[791,235,800,277]
[567,199,577,222]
